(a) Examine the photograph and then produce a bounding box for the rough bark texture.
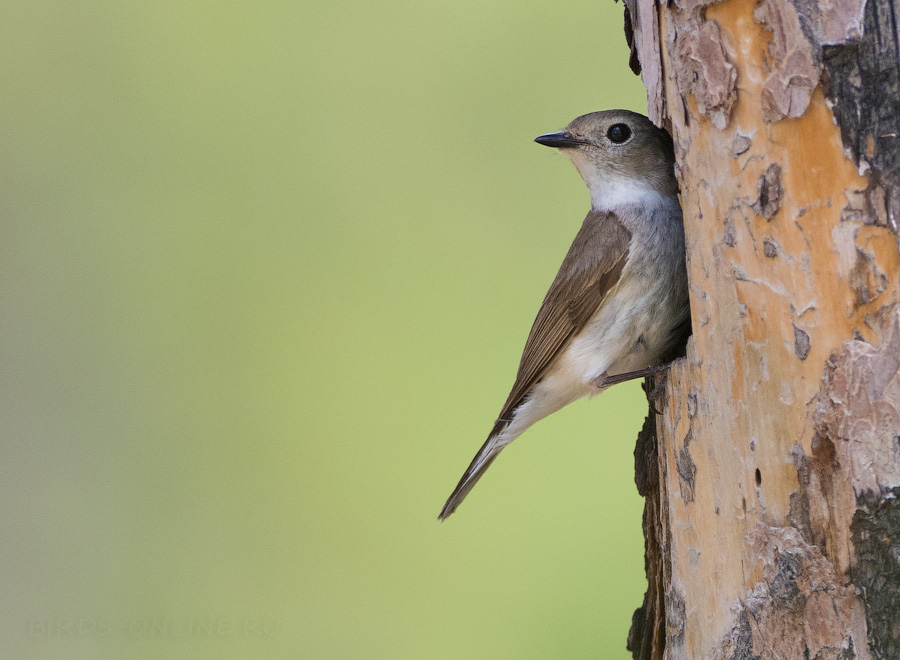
[620,0,900,657]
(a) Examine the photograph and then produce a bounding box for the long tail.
[438,425,511,521]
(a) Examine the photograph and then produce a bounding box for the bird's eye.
[607,123,632,144]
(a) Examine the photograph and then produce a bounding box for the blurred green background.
[1,1,651,658]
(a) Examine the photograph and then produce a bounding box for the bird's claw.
[643,372,669,414]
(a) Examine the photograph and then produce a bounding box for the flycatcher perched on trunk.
[439,110,689,520]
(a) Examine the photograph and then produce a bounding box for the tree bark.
[619,0,900,657]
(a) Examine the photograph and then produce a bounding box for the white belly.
[542,270,682,399]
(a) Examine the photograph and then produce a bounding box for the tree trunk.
[620,0,900,657]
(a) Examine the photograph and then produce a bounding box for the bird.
[438,110,690,520]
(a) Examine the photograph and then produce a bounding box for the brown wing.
[495,210,631,423]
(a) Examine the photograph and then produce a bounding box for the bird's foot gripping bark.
[643,373,669,415]
[595,363,672,414]
[594,363,672,389]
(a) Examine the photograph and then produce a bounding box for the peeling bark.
[674,19,738,129]
[619,0,900,656]
[751,163,783,220]
[754,0,821,122]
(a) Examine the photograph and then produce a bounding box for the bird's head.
[535,110,677,211]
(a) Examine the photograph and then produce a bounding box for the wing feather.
[496,210,632,421]
[438,211,632,520]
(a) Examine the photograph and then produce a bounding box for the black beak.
[534,131,588,149]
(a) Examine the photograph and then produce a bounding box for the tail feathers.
[438,433,508,521]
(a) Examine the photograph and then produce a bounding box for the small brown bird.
[439,110,689,520]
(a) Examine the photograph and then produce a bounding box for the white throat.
[566,151,671,212]
[585,175,669,212]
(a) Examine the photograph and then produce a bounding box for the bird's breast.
[548,260,686,393]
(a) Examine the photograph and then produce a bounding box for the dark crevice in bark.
[851,487,900,660]
[822,0,900,233]
[628,407,665,660]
